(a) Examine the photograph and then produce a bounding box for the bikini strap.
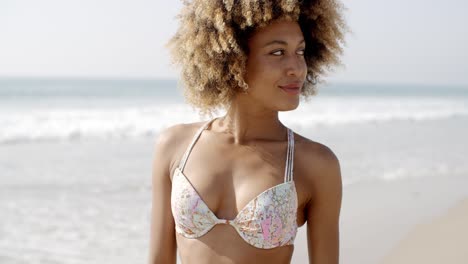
[284,128,295,182]
[178,117,217,172]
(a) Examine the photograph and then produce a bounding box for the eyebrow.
[263,39,305,47]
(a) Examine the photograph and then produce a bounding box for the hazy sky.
[1,0,467,85]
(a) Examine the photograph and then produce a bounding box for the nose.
[285,55,306,77]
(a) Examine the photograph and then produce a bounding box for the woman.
[149,1,348,263]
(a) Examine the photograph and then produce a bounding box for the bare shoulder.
[293,132,342,203]
[152,120,206,179]
[294,132,340,171]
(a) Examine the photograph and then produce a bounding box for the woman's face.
[244,19,307,111]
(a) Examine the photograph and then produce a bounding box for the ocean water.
[1,79,467,144]
[0,79,467,263]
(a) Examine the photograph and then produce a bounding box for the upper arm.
[306,145,343,264]
[148,125,184,264]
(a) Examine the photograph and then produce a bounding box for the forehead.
[249,19,304,45]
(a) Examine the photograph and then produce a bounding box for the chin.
[277,100,300,111]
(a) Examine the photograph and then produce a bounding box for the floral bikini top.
[170,118,298,249]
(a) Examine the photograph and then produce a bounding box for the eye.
[270,50,284,56]
[297,49,305,56]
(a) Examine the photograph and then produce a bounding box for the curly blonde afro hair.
[168,0,349,115]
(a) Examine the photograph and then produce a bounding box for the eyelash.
[271,49,305,56]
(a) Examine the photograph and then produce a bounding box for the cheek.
[302,58,308,70]
[246,57,281,85]
[301,61,308,78]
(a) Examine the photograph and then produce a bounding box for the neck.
[214,98,287,145]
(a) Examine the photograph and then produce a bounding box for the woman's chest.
[178,142,294,218]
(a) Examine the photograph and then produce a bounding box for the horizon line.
[0,76,467,89]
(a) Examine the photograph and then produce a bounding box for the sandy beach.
[381,197,468,264]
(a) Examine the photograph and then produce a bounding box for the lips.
[279,82,302,95]
[279,83,301,89]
